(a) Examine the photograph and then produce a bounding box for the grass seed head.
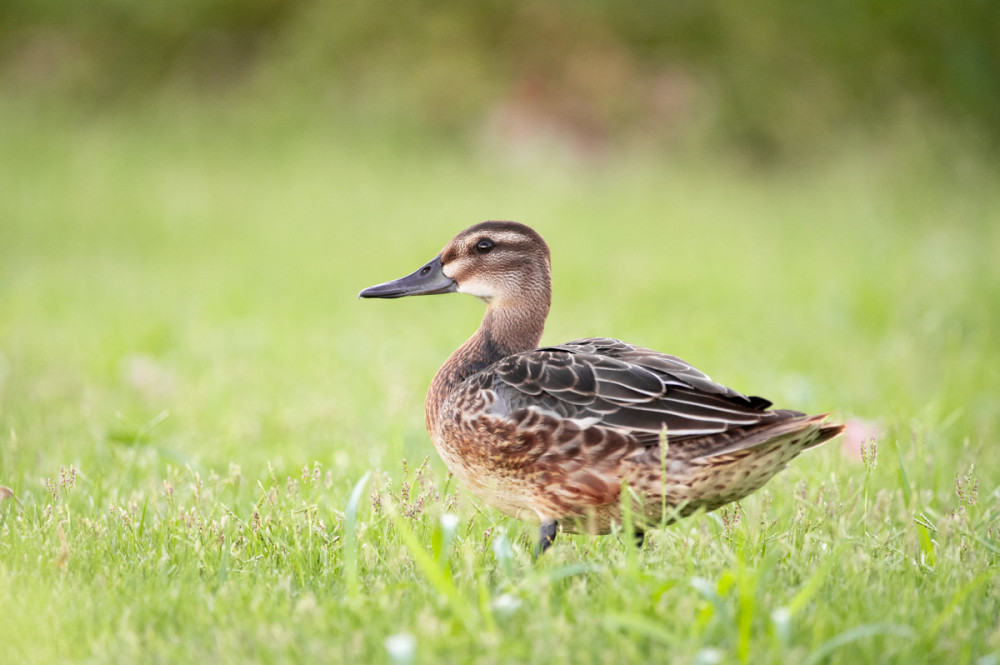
[860,438,878,470]
[956,465,979,507]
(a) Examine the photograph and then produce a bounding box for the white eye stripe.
[497,232,538,247]
[468,231,532,249]
[492,232,525,244]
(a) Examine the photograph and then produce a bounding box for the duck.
[360,221,843,554]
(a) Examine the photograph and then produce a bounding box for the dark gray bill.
[358,255,457,299]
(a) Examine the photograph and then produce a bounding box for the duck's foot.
[535,520,558,557]
[634,529,646,549]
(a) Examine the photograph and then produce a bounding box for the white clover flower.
[384,632,416,664]
[491,593,522,616]
[440,513,459,532]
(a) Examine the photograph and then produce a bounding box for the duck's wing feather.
[484,337,794,446]
[555,337,770,406]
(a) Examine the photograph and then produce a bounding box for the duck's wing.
[555,337,771,406]
[484,337,794,446]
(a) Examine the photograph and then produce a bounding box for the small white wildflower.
[439,513,460,553]
[771,607,792,645]
[440,513,459,532]
[384,633,416,664]
[491,593,522,616]
[492,530,513,562]
[693,648,724,665]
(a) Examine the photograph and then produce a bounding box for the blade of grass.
[390,506,480,633]
[344,470,371,599]
[803,623,916,665]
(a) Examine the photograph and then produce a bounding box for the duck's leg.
[634,529,646,549]
[535,520,558,556]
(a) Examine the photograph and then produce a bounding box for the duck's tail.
[803,417,847,450]
[694,412,844,459]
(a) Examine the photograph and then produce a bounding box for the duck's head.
[359,221,552,309]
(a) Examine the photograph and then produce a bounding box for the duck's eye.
[475,238,495,254]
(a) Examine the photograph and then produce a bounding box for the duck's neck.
[426,301,548,431]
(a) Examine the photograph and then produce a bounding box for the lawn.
[1,97,998,664]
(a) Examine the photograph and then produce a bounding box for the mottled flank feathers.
[361,221,843,551]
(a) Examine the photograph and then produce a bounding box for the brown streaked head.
[359,221,552,309]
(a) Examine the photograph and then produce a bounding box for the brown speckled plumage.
[360,221,843,552]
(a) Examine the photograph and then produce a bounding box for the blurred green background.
[3,0,1000,157]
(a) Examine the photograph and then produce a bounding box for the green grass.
[1,97,998,664]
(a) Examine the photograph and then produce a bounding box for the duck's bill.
[358,256,458,299]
